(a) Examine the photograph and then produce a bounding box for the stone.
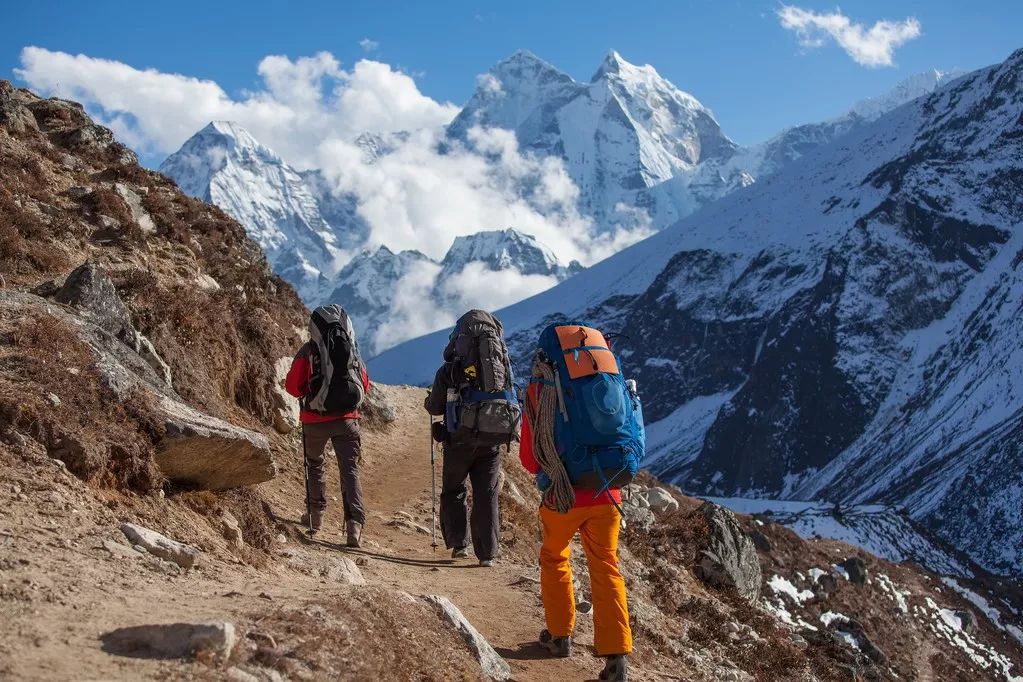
[220,511,244,549]
[120,523,201,569]
[156,396,274,490]
[45,393,61,407]
[325,558,367,586]
[113,183,157,233]
[101,621,235,660]
[623,484,650,508]
[55,262,134,338]
[816,573,839,597]
[421,595,511,681]
[362,382,398,425]
[840,557,868,585]
[622,501,655,532]
[576,600,593,614]
[694,502,762,603]
[0,81,39,134]
[196,273,221,292]
[749,528,773,552]
[499,471,528,506]
[270,357,298,435]
[644,487,680,514]
[954,609,978,634]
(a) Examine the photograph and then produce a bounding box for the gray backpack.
[444,310,521,446]
[306,305,365,414]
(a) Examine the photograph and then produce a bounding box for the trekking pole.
[301,423,315,536]
[430,416,439,551]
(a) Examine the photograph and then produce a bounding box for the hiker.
[285,305,370,548]
[519,323,643,682]
[423,310,521,567]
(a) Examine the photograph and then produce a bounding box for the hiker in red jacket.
[285,306,371,548]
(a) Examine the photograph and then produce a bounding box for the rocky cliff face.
[0,80,307,492]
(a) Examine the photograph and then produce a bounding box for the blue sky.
[3,0,1022,159]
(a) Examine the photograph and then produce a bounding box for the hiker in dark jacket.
[285,307,370,548]
[424,309,520,566]
[424,363,502,566]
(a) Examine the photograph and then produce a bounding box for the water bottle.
[625,379,645,449]
[445,388,460,433]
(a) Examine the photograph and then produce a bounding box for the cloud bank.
[776,5,921,68]
[16,47,652,348]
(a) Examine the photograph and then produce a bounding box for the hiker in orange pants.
[520,382,632,681]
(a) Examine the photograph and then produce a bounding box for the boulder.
[622,501,656,532]
[270,356,298,435]
[120,522,201,569]
[694,502,762,603]
[101,621,235,660]
[325,557,367,586]
[220,511,244,549]
[56,262,134,337]
[421,595,511,680]
[156,396,274,490]
[645,487,680,514]
[113,183,157,234]
[954,609,978,635]
[362,382,398,425]
[840,556,869,585]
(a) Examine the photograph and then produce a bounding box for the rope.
[528,357,575,513]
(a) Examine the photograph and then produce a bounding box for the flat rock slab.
[101,621,235,660]
[422,595,511,681]
[156,396,274,491]
[120,523,201,569]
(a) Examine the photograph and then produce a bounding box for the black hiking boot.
[301,510,323,533]
[599,655,628,681]
[538,629,571,658]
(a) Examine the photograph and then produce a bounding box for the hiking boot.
[599,655,628,681]
[300,510,323,532]
[479,559,494,568]
[452,546,470,559]
[346,521,362,548]
[538,629,571,658]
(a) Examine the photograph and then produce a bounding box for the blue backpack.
[531,322,644,494]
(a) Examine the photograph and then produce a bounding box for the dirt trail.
[0,385,636,681]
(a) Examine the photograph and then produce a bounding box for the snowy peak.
[159,121,349,303]
[440,227,570,276]
[847,69,962,121]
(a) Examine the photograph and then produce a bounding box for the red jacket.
[285,342,370,423]
[519,383,622,507]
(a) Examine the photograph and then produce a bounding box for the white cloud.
[358,38,379,53]
[15,47,654,351]
[776,5,921,68]
[15,46,457,165]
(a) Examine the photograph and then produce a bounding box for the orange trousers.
[539,504,632,656]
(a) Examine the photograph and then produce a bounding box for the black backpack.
[306,305,365,414]
[443,310,521,446]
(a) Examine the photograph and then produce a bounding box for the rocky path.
[0,385,642,681]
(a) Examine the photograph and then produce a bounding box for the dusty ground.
[0,384,663,682]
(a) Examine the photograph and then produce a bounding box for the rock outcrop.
[694,502,762,603]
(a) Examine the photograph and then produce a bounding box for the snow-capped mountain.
[323,228,581,355]
[734,69,962,178]
[437,228,581,282]
[159,121,363,302]
[450,50,746,231]
[372,49,1023,575]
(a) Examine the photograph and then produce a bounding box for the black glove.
[431,421,448,443]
